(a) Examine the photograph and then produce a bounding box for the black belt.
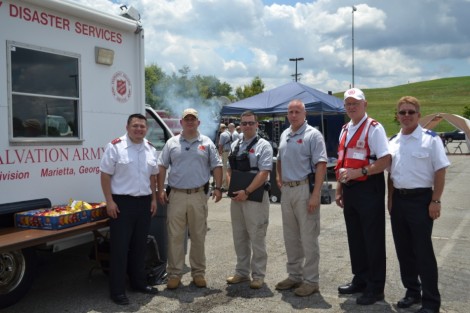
[394,188,431,195]
[113,194,151,199]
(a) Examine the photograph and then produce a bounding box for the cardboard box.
[15,206,88,230]
[85,203,108,222]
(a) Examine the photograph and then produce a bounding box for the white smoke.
[153,82,224,142]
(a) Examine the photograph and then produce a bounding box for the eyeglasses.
[344,102,362,107]
[240,121,256,126]
[398,110,417,116]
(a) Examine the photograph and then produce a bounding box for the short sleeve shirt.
[100,134,159,196]
[389,125,450,189]
[277,121,328,181]
[158,132,222,188]
[219,131,232,151]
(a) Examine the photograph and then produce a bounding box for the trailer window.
[8,43,80,142]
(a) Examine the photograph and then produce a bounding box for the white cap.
[344,88,366,101]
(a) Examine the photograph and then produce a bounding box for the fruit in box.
[85,202,107,221]
[15,200,107,229]
[15,207,87,230]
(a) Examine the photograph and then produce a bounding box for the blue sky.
[73,0,470,94]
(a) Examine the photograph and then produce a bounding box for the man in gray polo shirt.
[157,108,223,290]
[225,110,273,290]
[275,99,327,296]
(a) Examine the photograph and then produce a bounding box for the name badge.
[356,140,365,149]
[346,147,367,161]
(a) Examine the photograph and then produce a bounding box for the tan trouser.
[167,190,208,277]
[230,191,269,279]
[222,151,229,189]
[280,183,320,284]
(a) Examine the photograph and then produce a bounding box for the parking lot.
[2,150,469,313]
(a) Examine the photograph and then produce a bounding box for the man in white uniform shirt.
[100,113,159,305]
[388,96,449,313]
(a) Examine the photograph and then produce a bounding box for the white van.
[0,0,172,308]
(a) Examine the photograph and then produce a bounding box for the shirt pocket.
[411,151,430,159]
[117,155,131,165]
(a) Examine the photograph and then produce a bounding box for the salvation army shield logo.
[117,79,127,96]
[111,71,132,103]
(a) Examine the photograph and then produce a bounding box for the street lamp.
[352,5,357,87]
[289,57,304,82]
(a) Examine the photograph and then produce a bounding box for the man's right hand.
[158,190,169,205]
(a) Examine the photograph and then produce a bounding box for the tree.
[463,105,470,119]
[144,64,234,116]
[145,64,166,107]
[235,76,265,100]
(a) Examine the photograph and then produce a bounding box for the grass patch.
[334,76,470,136]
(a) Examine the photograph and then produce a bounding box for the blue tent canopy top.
[221,81,345,116]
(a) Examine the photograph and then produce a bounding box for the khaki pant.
[222,151,229,189]
[230,191,269,279]
[280,183,320,284]
[167,190,208,277]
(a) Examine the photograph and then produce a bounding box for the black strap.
[231,135,259,156]
[230,136,260,171]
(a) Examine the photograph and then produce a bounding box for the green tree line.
[145,63,265,112]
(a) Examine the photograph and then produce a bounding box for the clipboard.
[228,170,265,202]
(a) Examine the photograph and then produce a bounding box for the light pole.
[289,57,304,82]
[352,5,357,87]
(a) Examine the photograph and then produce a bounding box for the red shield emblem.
[117,80,127,96]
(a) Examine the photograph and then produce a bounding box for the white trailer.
[0,0,172,308]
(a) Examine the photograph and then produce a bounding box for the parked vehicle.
[442,129,465,142]
[0,0,172,308]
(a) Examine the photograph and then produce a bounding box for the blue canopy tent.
[221,81,345,115]
[220,82,346,157]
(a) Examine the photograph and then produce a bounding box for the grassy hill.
[334,76,470,136]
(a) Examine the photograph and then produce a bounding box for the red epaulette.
[111,138,122,145]
[370,120,379,127]
[146,140,155,148]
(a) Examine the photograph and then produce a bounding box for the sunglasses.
[398,110,417,116]
[240,121,256,126]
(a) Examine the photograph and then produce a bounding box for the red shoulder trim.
[111,138,121,145]
[370,120,379,127]
[146,140,155,148]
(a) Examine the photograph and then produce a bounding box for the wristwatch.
[361,167,368,176]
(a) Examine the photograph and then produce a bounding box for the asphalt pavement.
[3,145,469,313]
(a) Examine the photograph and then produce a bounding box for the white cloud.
[70,0,470,93]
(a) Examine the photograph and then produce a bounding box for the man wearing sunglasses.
[226,110,273,290]
[388,96,449,313]
[334,88,391,305]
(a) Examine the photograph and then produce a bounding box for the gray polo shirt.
[229,135,273,175]
[277,121,327,182]
[219,131,232,152]
[158,133,222,188]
